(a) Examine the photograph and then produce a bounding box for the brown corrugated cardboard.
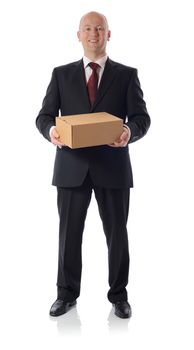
[55,112,123,149]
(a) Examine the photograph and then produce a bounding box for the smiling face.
[77,12,111,60]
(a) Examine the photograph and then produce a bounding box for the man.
[36,11,150,319]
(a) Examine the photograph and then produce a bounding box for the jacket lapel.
[72,60,91,110]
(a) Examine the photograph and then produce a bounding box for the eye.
[84,26,91,31]
[97,26,104,31]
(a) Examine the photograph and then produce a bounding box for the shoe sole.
[114,309,132,319]
[50,300,77,317]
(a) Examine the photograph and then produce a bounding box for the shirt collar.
[83,55,108,69]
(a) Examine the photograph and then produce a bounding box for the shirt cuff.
[123,124,131,142]
[123,124,130,132]
[49,125,56,139]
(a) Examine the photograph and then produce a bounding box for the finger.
[53,130,60,139]
[115,141,127,147]
[108,139,128,147]
[108,142,121,147]
[121,133,128,141]
[108,142,119,147]
[51,137,64,146]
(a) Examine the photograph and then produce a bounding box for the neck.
[84,51,106,61]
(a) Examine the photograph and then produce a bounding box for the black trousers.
[56,172,130,303]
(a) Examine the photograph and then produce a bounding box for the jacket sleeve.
[125,69,151,143]
[35,68,60,141]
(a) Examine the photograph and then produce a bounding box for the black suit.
[36,58,150,303]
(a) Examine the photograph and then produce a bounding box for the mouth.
[88,39,99,43]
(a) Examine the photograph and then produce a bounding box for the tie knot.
[88,62,99,71]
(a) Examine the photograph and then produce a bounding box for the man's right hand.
[50,127,64,147]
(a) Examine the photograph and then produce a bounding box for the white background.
[0,0,194,349]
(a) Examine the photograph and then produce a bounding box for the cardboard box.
[55,112,123,149]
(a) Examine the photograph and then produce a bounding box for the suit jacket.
[36,58,151,188]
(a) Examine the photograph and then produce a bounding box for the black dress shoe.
[113,301,132,319]
[49,299,77,317]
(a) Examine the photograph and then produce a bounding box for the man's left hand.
[108,126,131,147]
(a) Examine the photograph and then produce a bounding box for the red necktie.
[87,62,99,105]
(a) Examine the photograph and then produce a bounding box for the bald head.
[79,11,109,31]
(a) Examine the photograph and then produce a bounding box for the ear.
[77,31,81,41]
[107,30,111,41]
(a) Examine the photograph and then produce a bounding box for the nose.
[90,28,99,36]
